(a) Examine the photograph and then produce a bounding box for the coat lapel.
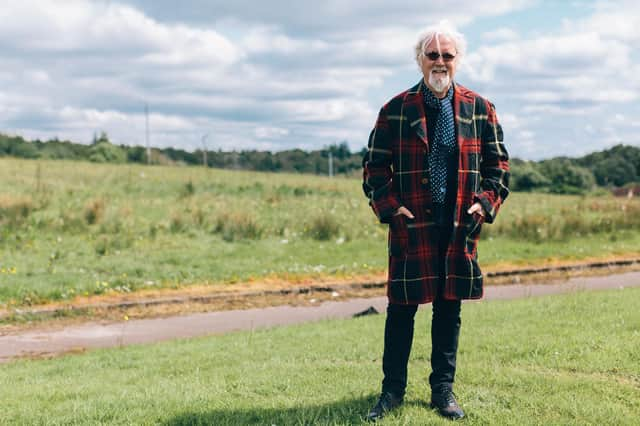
[453,82,474,149]
[403,80,429,149]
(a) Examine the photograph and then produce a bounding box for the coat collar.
[403,79,470,151]
[403,80,428,145]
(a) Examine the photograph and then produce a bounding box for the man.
[362,21,509,421]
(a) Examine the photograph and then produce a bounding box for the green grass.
[2,157,640,307]
[1,288,639,424]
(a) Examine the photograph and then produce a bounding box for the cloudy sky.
[1,0,639,159]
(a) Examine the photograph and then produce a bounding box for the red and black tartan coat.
[362,80,510,304]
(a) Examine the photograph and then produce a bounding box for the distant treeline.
[1,132,639,194]
[0,132,360,176]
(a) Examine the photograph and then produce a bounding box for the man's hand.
[467,202,485,217]
[394,206,415,219]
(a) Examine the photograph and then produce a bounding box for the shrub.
[89,142,126,163]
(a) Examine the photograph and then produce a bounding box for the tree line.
[1,132,638,194]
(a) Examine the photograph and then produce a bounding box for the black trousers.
[381,207,461,397]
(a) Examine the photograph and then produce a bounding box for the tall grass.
[2,158,638,243]
[483,197,640,242]
[84,198,105,225]
[0,195,36,227]
[1,157,639,306]
[214,212,263,241]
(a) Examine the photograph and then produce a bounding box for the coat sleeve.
[474,101,510,223]
[362,106,401,224]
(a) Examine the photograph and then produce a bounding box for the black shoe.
[430,385,464,420]
[366,391,403,422]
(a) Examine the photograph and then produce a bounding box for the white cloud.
[0,1,240,65]
[254,126,289,139]
[564,0,640,43]
[460,2,640,159]
[124,0,533,36]
[482,27,520,42]
[1,0,639,160]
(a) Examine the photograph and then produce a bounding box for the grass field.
[1,287,639,425]
[2,157,640,307]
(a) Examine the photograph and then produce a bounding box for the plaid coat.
[362,80,510,304]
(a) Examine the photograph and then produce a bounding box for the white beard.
[428,70,450,94]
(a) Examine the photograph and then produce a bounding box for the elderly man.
[362,21,509,421]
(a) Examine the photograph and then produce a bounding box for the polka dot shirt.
[423,85,456,205]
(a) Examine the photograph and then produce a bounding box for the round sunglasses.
[424,51,456,62]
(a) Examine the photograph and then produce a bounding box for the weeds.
[214,212,263,241]
[305,215,341,241]
[181,180,195,197]
[84,198,105,225]
[486,200,640,243]
[0,195,35,227]
[2,158,640,308]
[170,212,186,233]
[94,234,132,256]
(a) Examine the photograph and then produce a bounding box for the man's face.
[420,35,458,97]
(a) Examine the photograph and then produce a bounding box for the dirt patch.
[2,257,640,333]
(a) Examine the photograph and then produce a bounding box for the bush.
[89,142,126,163]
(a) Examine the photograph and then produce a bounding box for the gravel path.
[1,271,639,363]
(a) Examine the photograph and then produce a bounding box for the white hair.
[414,20,467,66]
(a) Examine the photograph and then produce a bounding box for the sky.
[1,0,639,160]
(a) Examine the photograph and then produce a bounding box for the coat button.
[425,208,432,215]
[421,177,429,185]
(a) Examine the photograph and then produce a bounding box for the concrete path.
[1,271,640,363]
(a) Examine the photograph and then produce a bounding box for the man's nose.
[435,54,445,65]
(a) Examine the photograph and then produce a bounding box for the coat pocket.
[465,212,485,255]
[389,214,409,257]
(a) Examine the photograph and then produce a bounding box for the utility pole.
[201,133,209,167]
[328,151,334,178]
[145,103,150,165]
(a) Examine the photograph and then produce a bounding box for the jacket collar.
[403,80,427,145]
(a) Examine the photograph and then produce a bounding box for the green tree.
[538,158,595,194]
[593,155,637,186]
[511,161,551,191]
[89,141,126,163]
[10,140,40,159]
